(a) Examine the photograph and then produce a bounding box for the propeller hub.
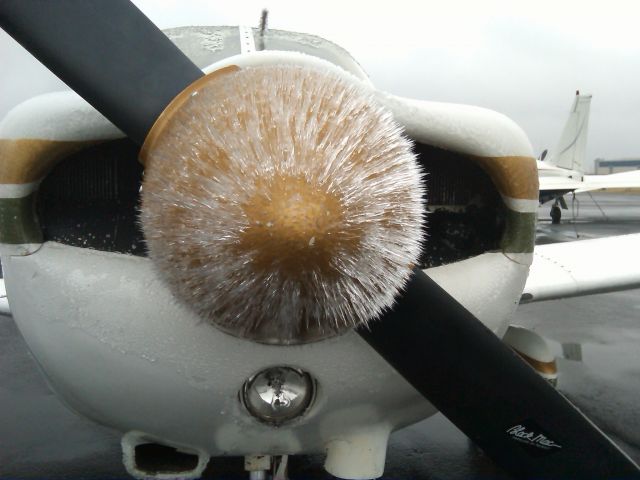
[140,63,424,344]
[240,175,347,276]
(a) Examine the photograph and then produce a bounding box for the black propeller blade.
[0,0,202,145]
[1,2,639,478]
[359,268,640,479]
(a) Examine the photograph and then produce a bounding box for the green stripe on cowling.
[0,194,42,244]
[501,210,536,254]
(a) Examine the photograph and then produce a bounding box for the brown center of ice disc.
[239,175,349,277]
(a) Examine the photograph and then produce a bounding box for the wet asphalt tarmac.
[1,192,639,479]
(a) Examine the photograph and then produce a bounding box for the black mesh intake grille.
[37,139,146,256]
[416,143,507,268]
[35,139,505,267]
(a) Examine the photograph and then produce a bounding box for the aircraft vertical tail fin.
[549,91,592,173]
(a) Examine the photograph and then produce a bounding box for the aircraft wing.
[537,161,640,196]
[578,170,640,193]
[538,174,583,193]
[522,233,640,303]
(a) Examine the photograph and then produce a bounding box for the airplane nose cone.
[140,63,424,343]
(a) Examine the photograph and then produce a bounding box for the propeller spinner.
[139,63,424,343]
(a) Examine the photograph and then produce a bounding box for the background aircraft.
[539,92,640,223]
[1,2,640,479]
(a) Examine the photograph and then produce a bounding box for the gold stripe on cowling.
[140,65,240,163]
[466,155,538,254]
[472,155,539,201]
[0,138,97,184]
[0,138,99,246]
[514,350,558,376]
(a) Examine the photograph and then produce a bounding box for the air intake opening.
[37,138,145,255]
[134,443,200,475]
[121,432,209,479]
[36,138,506,268]
[415,142,507,268]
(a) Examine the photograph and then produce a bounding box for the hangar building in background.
[594,158,640,174]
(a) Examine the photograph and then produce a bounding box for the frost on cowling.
[141,64,425,344]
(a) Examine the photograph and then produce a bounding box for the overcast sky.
[2,0,639,172]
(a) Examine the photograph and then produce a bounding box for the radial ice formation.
[141,64,425,344]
